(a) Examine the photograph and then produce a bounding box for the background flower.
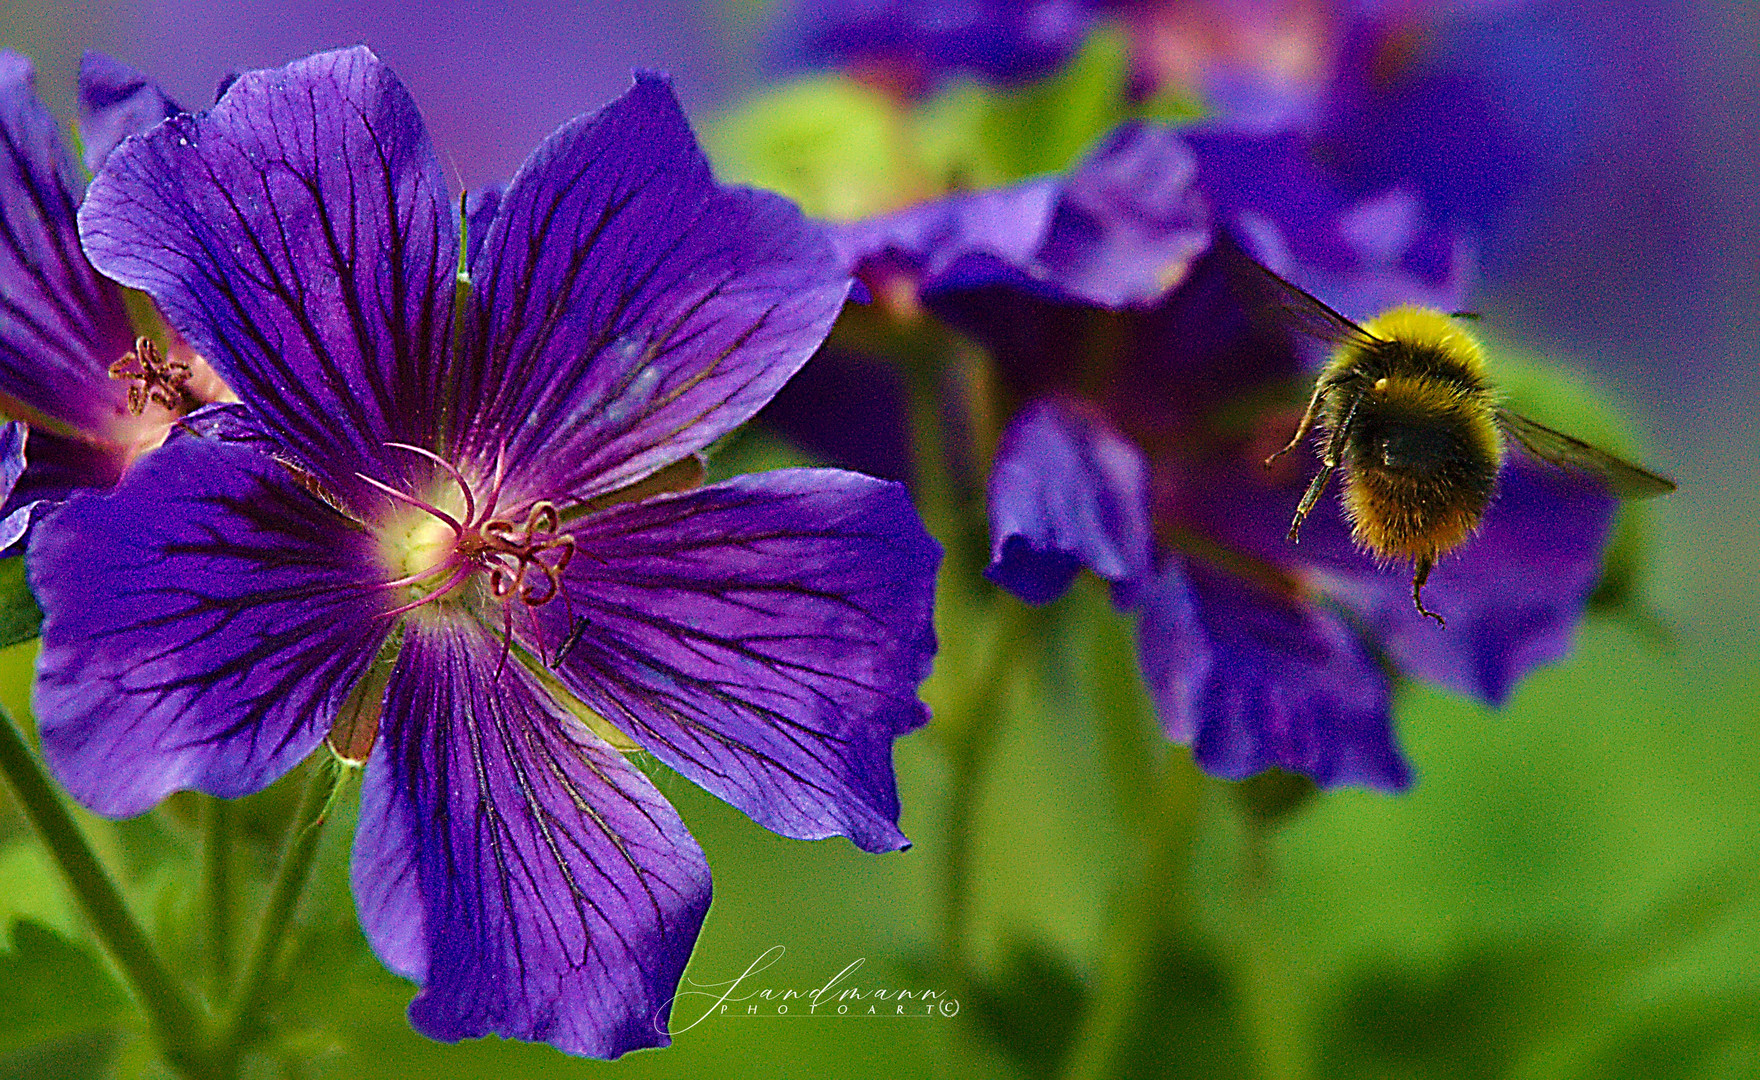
[0,51,223,541]
[827,121,1616,788]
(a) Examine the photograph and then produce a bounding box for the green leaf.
[0,842,76,941]
[702,76,915,220]
[914,29,1135,190]
[958,936,1088,1079]
[0,920,133,1055]
[0,559,42,651]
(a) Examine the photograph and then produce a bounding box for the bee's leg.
[1265,378,1331,466]
[1411,557,1445,627]
[1287,464,1334,543]
[1287,388,1361,543]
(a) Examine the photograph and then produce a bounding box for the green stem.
[1235,815,1313,1080]
[215,760,341,1062]
[904,358,959,542]
[896,321,1008,972]
[935,602,1029,968]
[1057,752,1203,1080]
[200,797,233,997]
[0,706,222,1080]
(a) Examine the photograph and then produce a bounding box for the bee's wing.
[1218,235,1380,350]
[1496,409,1677,497]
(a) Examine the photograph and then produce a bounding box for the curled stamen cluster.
[362,443,575,623]
[472,502,576,606]
[108,336,193,416]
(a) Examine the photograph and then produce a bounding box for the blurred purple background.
[18,0,744,188]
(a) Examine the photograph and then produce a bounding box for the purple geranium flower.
[0,52,231,539]
[828,120,1614,790]
[768,0,1099,96]
[37,47,939,1057]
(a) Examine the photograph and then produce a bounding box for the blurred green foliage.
[706,29,1199,221]
[1,574,1753,1078]
[0,560,42,651]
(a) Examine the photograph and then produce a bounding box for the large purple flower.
[829,121,1614,790]
[37,48,939,1057]
[0,52,226,534]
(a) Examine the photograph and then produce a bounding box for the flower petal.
[1030,123,1210,309]
[78,46,458,509]
[77,51,182,172]
[540,469,939,853]
[0,52,136,438]
[456,74,850,507]
[1306,458,1617,705]
[987,396,1152,604]
[1135,556,1410,792]
[353,611,710,1058]
[1185,127,1471,318]
[29,434,393,816]
[842,123,1208,310]
[830,178,1060,286]
[0,420,28,550]
[1187,448,1616,706]
[0,429,125,554]
[461,182,505,269]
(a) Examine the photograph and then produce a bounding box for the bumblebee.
[1253,264,1676,627]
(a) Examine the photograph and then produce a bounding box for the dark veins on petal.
[365,612,709,1059]
[30,436,393,815]
[457,74,848,508]
[0,52,136,436]
[77,47,456,507]
[540,470,937,853]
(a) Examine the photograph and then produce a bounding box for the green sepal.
[0,557,44,650]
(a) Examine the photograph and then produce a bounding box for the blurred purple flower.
[768,0,1099,95]
[830,121,1615,789]
[1311,0,1694,277]
[0,51,224,543]
[1104,0,1690,267]
[91,0,727,191]
[37,48,938,1057]
[768,0,1684,275]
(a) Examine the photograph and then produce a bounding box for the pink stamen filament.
[366,443,575,628]
[379,560,477,620]
[356,471,463,533]
[383,441,477,526]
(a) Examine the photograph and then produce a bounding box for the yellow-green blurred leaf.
[0,921,132,1055]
